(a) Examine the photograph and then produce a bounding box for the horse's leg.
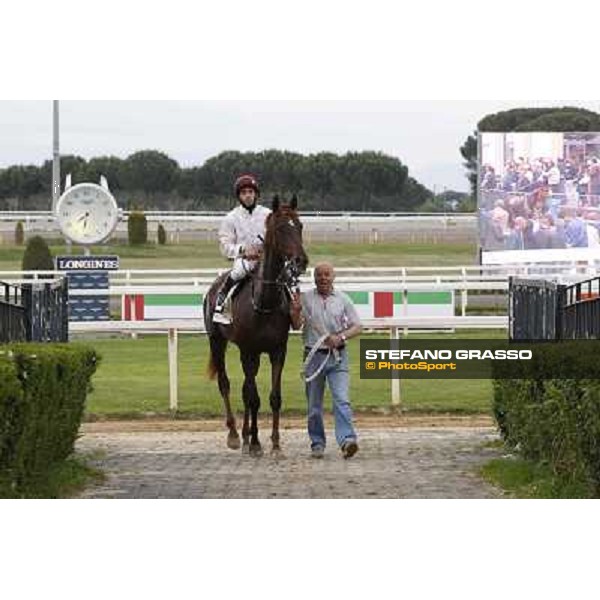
[242,400,250,454]
[209,332,240,450]
[269,345,287,455]
[241,349,251,454]
[241,351,262,457]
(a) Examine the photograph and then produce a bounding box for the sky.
[2,100,599,193]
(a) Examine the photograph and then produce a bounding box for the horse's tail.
[204,294,218,380]
[207,332,229,381]
[207,351,218,380]
[206,344,218,381]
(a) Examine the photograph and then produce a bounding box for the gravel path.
[76,425,503,499]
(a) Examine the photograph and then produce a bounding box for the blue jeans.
[304,348,357,450]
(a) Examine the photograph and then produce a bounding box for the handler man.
[290,262,362,459]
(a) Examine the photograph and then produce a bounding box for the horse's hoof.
[227,432,241,450]
[270,447,285,459]
[242,441,250,455]
[249,444,263,457]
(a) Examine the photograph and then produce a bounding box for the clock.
[55,175,120,245]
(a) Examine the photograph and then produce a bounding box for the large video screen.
[478,132,600,264]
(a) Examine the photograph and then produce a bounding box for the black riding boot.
[214,275,236,312]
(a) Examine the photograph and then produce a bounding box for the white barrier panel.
[346,290,454,320]
[122,293,204,320]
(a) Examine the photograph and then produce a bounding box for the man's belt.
[305,346,345,354]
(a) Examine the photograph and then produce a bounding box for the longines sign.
[56,255,120,271]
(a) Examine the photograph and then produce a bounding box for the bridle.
[251,221,305,314]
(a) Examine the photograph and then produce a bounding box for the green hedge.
[157,223,166,245]
[492,342,600,493]
[14,221,24,245]
[0,344,99,492]
[22,235,54,271]
[128,211,148,245]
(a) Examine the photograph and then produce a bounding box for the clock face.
[56,183,119,245]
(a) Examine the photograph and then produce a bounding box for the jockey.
[213,173,271,324]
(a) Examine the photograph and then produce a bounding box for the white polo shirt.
[301,288,361,349]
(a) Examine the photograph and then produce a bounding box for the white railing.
[3,262,596,281]
[69,316,508,411]
[2,264,596,322]
[0,210,476,221]
[3,262,591,411]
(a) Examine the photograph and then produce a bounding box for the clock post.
[53,175,122,321]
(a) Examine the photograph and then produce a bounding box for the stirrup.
[212,310,232,325]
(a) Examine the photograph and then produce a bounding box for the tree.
[124,150,180,195]
[459,135,478,199]
[83,156,126,189]
[14,221,24,245]
[460,106,600,199]
[40,155,88,194]
[22,235,53,271]
[0,148,434,212]
[3,165,44,208]
[128,211,148,245]
[157,223,166,245]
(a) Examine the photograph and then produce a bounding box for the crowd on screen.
[480,155,600,202]
[479,187,600,251]
[479,154,600,251]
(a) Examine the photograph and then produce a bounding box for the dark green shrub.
[128,211,147,245]
[14,221,24,245]
[21,235,53,271]
[492,342,600,493]
[0,344,99,493]
[157,223,166,245]
[0,354,23,483]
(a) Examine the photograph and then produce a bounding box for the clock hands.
[77,211,91,231]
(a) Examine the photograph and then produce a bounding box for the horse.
[204,195,309,457]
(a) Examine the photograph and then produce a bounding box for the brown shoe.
[342,440,358,459]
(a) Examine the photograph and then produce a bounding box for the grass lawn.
[481,456,596,499]
[0,240,477,271]
[0,456,104,499]
[83,331,503,418]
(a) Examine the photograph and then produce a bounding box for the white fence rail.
[69,316,508,411]
[2,263,592,410]
[0,210,476,222]
[1,264,596,320]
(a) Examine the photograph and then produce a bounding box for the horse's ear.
[272,195,280,212]
[290,194,298,210]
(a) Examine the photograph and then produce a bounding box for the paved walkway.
[76,425,503,499]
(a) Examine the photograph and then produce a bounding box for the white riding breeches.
[230,257,258,281]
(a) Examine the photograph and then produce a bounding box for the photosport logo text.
[360,340,535,380]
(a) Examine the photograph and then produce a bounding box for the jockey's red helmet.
[234,174,260,198]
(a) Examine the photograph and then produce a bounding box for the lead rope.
[302,333,332,383]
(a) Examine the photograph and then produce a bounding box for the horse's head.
[264,194,309,282]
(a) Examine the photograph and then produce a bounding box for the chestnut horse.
[204,195,308,456]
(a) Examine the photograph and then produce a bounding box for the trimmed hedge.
[0,344,99,492]
[22,235,54,271]
[157,223,166,245]
[492,342,600,493]
[0,357,23,483]
[14,221,24,245]
[128,211,148,245]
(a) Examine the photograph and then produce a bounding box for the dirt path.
[81,413,494,434]
[76,415,503,499]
